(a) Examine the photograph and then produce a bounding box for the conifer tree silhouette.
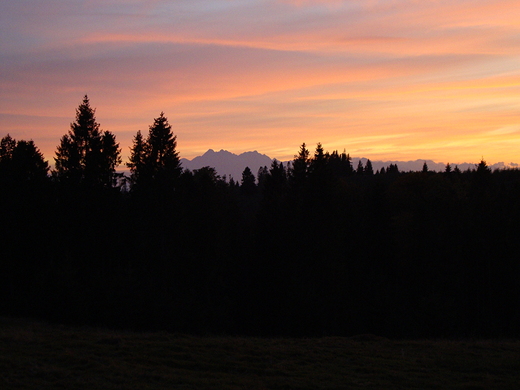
[445,162,452,174]
[54,95,121,187]
[422,161,429,173]
[0,135,48,184]
[241,166,256,195]
[11,140,49,183]
[0,134,17,182]
[290,143,310,189]
[309,142,326,175]
[476,158,491,174]
[145,112,181,183]
[128,112,181,189]
[127,130,146,185]
[0,134,16,162]
[327,150,352,179]
[365,159,374,175]
[356,160,364,175]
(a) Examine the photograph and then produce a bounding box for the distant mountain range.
[180,149,518,181]
[180,150,273,181]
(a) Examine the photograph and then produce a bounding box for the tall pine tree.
[0,135,48,184]
[54,95,121,188]
[127,112,181,189]
[289,143,310,190]
[127,130,146,186]
[240,166,257,196]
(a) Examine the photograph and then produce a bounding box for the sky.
[1,0,519,166]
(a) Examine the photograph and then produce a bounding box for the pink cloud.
[1,0,519,164]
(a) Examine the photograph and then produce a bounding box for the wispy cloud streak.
[1,0,519,163]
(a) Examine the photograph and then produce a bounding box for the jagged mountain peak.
[181,149,273,180]
[181,149,515,181]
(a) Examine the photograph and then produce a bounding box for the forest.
[1,95,520,338]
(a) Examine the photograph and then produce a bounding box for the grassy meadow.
[1,317,520,389]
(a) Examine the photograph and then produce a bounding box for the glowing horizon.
[1,0,519,166]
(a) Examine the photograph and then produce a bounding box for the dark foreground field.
[1,317,520,389]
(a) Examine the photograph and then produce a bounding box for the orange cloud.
[2,0,519,166]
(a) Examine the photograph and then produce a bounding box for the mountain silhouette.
[180,149,273,181]
[357,159,516,172]
[181,149,518,180]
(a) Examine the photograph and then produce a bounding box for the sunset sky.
[1,0,519,166]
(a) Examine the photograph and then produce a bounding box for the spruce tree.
[445,163,452,173]
[146,112,181,182]
[127,130,146,185]
[0,134,16,162]
[290,143,310,190]
[387,163,399,175]
[422,162,429,173]
[365,159,374,175]
[264,160,287,197]
[241,166,257,196]
[54,95,121,188]
[128,112,181,189]
[0,135,48,184]
[356,160,364,175]
[309,142,326,174]
[99,130,122,187]
[11,140,49,183]
[257,166,269,191]
[476,158,491,174]
[329,150,352,178]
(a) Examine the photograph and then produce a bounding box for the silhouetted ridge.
[3,96,520,339]
[181,149,273,180]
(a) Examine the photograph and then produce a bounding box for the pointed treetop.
[314,142,325,160]
[356,160,364,174]
[476,158,491,174]
[54,95,120,187]
[0,134,16,161]
[294,143,310,162]
[422,162,429,173]
[365,159,374,175]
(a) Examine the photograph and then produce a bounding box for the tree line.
[2,95,520,338]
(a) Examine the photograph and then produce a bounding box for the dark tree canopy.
[127,130,146,185]
[309,142,326,175]
[327,150,353,178]
[422,161,429,173]
[365,159,374,175]
[476,158,491,174]
[256,165,269,191]
[258,160,288,210]
[290,143,310,189]
[127,112,181,189]
[11,140,49,182]
[356,160,364,175]
[54,95,121,188]
[5,96,520,340]
[0,134,16,162]
[241,166,256,195]
[387,163,399,175]
[0,135,48,184]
